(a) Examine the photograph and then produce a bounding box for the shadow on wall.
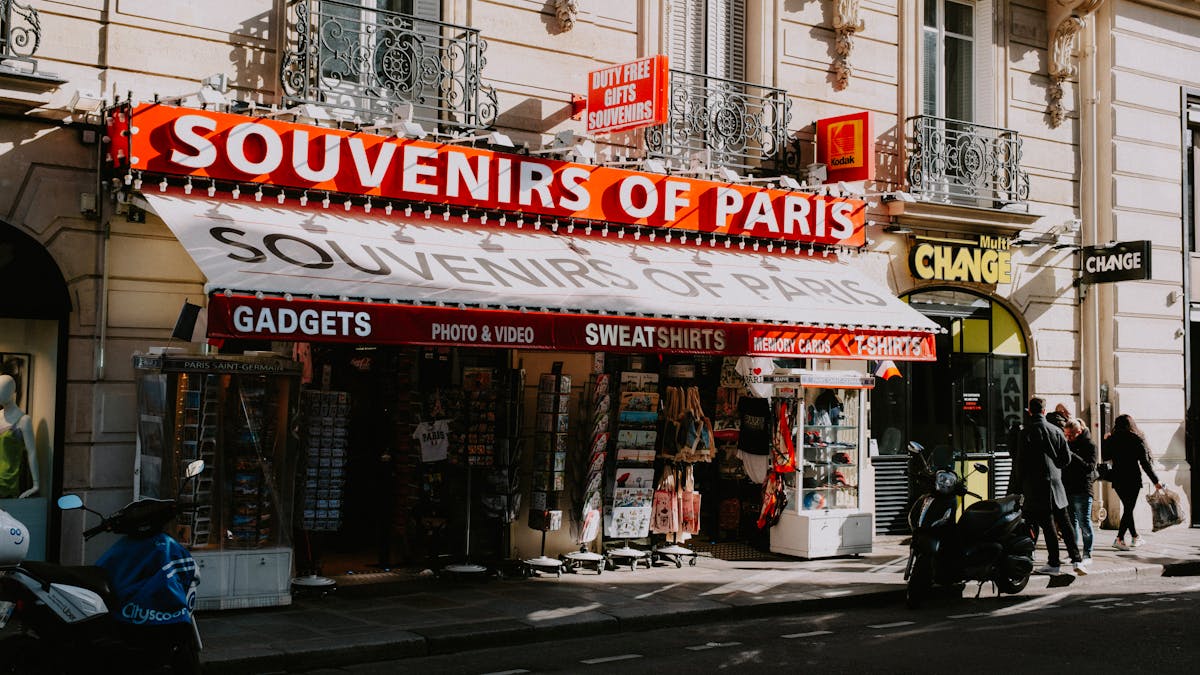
[228,9,278,103]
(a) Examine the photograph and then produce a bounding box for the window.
[1186,97,1200,253]
[920,0,997,125]
[317,0,441,118]
[667,0,745,80]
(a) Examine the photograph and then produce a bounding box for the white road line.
[685,641,742,651]
[947,612,989,619]
[867,621,915,629]
[580,654,643,665]
[634,582,682,600]
[866,556,910,574]
[1086,597,1121,603]
[480,670,530,675]
[990,591,1071,617]
[781,630,834,639]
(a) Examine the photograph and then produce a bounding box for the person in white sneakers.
[1063,419,1097,567]
[1104,414,1162,551]
[1018,398,1087,576]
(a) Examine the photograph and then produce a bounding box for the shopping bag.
[756,470,787,529]
[1147,486,1184,532]
[650,470,679,533]
[678,388,715,462]
[660,387,684,459]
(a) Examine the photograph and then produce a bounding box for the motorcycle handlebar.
[966,491,983,500]
[82,522,108,539]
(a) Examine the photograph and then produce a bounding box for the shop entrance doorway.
[871,288,1027,533]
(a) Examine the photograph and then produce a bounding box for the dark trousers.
[1033,505,1081,567]
[1117,487,1141,541]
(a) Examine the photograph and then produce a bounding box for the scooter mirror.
[907,441,925,455]
[57,494,84,511]
[974,463,989,474]
[184,459,205,479]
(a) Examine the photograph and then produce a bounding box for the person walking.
[1104,414,1163,550]
[1019,397,1086,575]
[1062,418,1097,566]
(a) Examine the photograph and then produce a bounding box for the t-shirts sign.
[413,419,450,462]
[586,55,669,135]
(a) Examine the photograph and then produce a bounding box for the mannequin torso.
[0,374,38,498]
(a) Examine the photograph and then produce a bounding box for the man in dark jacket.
[1019,397,1085,575]
[1063,418,1097,566]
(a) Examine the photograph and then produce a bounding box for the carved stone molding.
[555,0,579,32]
[832,0,865,91]
[1046,0,1105,127]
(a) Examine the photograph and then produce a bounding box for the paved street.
[289,574,1200,674]
[198,528,1200,674]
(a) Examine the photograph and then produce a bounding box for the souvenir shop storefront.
[115,102,939,606]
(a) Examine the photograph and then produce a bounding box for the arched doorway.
[871,288,1028,533]
[0,221,70,561]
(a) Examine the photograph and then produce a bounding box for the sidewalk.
[200,526,1200,674]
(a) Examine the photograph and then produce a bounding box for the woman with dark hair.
[1104,414,1163,550]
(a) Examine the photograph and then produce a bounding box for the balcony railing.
[0,0,41,70]
[905,115,1030,209]
[281,0,498,130]
[645,69,792,174]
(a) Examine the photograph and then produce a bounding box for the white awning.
[141,193,938,334]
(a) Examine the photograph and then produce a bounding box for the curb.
[199,561,1166,674]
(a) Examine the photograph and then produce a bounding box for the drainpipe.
[1080,18,1104,522]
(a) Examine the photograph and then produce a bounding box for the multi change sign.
[1080,240,1151,284]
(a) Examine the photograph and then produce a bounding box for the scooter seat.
[20,561,116,606]
[963,495,1022,517]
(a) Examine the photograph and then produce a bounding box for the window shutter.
[407,0,440,21]
[668,0,706,73]
[972,0,993,125]
[707,0,745,81]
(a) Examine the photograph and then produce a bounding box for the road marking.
[1086,597,1121,603]
[581,654,642,665]
[991,591,1071,617]
[634,582,681,600]
[866,556,910,573]
[947,612,989,619]
[781,630,833,639]
[822,589,853,597]
[867,621,915,629]
[685,641,742,651]
[481,670,530,675]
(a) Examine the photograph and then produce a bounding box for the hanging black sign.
[1080,240,1151,284]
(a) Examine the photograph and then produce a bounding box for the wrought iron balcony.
[281,0,498,131]
[905,115,1030,209]
[0,0,41,70]
[645,69,792,174]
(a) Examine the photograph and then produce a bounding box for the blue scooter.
[0,460,203,673]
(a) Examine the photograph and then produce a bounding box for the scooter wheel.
[996,571,1030,595]
[906,554,932,609]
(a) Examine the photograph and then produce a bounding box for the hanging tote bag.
[680,465,702,534]
[678,387,716,463]
[650,469,680,533]
[756,470,787,529]
[771,399,798,473]
[660,387,684,459]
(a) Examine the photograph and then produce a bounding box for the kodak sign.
[816,111,874,183]
[124,104,866,246]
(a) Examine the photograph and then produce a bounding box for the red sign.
[817,111,874,183]
[206,295,935,361]
[586,55,669,135]
[127,104,866,246]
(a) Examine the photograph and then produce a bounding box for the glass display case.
[133,351,300,609]
[769,369,874,559]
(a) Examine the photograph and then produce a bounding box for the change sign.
[1080,240,1151,284]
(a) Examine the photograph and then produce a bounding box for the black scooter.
[904,442,1035,608]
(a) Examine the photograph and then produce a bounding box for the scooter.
[0,460,204,674]
[904,442,1035,608]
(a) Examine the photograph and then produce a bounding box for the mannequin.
[0,374,38,498]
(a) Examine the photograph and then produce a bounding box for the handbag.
[1096,460,1113,482]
